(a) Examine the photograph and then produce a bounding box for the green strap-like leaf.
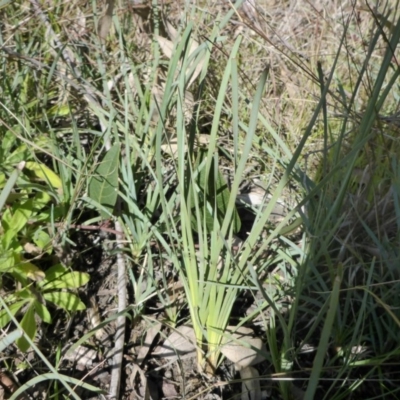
[16,303,36,352]
[9,372,104,400]
[304,265,342,399]
[0,161,25,211]
[190,149,241,233]
[88,144,120,219]
[34,301,52,324]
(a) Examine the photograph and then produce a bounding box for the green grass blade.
[304,265,343,399]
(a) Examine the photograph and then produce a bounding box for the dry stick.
[29,2,127,398]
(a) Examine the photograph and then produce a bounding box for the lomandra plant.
[152,17,302,373]
[141,16,257,371]
[177,38,264,370]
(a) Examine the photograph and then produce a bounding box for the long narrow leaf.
[305,265,342,399]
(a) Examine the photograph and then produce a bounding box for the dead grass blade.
[98,0,115,42]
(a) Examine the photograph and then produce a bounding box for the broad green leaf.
[15,288,35,300]
[25,161,62,189]
[0,300,27,329]
[33,229,51,252]
[11,264,34,287]
[41,264,68,284]
[1,130,17,153]
[16,304,36,352]
[1,229,18,251]
[0,248,16,271]
[44,291,86,311]
[48,103,71,117]
[2,198,33,234]
[39,264,74,288]
[32,191,52,210]
[34,301,52,324]
[15,262,45,282]
[191,149,241,233]
[2,198,34,250]
[1,207,11,225]
[88,144,120,219]
[43,271,90,290]
[6,144,28,165]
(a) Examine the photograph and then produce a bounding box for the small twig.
[108,218,127,399]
